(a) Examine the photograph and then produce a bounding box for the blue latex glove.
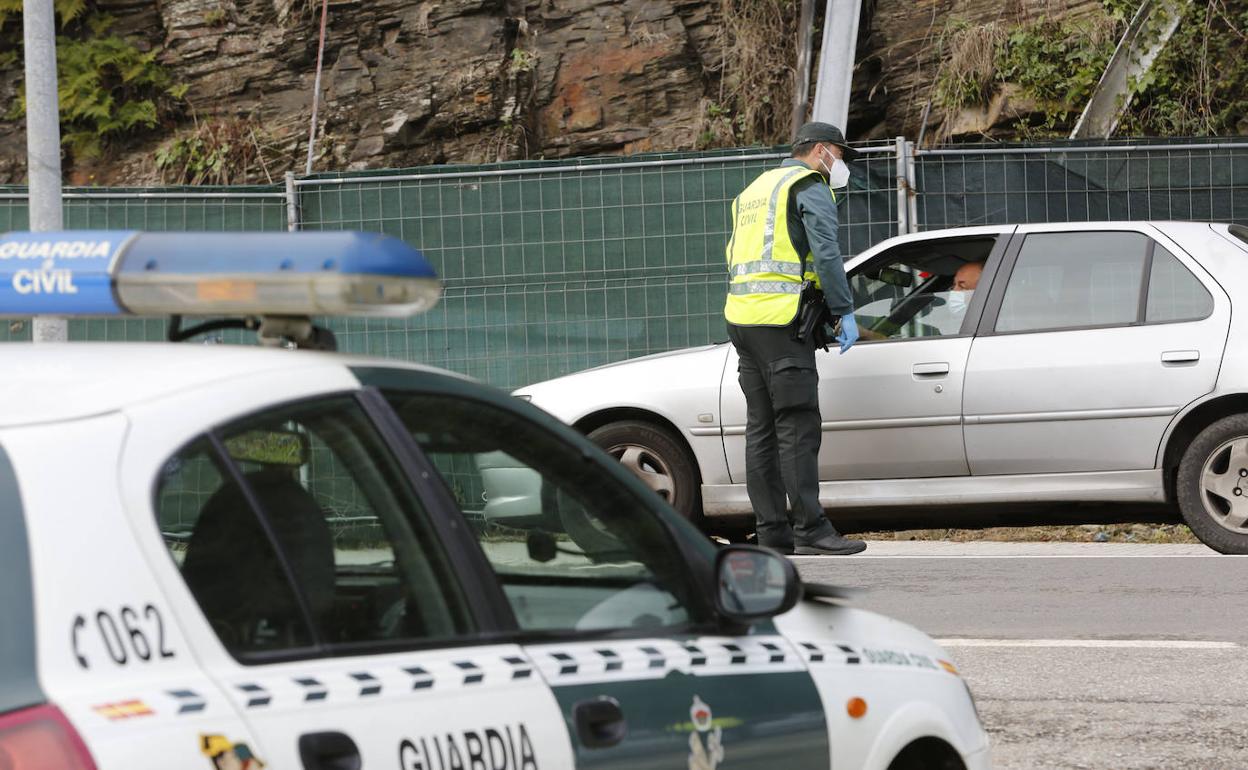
[836,313,859,354]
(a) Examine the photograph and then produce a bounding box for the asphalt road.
[792,543,1248,769]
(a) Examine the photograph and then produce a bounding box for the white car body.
[516,222,1248,553]
[0,344,988,770]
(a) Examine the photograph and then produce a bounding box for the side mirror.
[713,546,802,623]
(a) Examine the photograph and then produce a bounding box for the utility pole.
[23,0,67,342]
[811,0,863,131]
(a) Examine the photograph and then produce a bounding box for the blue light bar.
[0,230,133,315]
[0,230,440,318]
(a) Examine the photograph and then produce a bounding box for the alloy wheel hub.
[608,443,675,501]
[1199,437,1248,534]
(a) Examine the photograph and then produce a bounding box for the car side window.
[383,391,703,634]
[155,396,472,660]
[995,231,1149,333]
[1146,245,1213,323]
[849,236,997,340]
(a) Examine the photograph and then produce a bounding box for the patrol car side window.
[384,393,701,634]
[155,396,472,660]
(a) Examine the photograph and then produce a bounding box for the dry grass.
[935,21,1008,109]
[709,0,797,146]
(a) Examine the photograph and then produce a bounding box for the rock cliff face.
[848,0,1107,142]
[0,0,725,184]
[0,0,1099,186]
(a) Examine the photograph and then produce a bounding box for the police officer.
[724,121,866,556]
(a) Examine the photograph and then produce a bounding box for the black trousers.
[727,322,836,548]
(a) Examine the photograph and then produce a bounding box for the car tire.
[1176,413,1248,554]
[587,420,702,524]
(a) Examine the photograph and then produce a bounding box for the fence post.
[893,136,909,237]
[284,171,299,232]
[904,139,919,233]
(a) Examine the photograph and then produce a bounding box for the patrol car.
[0,230,988,770]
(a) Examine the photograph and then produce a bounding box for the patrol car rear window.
[155,396,473,661]
[385,392,704,635]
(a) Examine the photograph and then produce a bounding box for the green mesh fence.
[0,186,288,344]
[916,139,1248,229]
[295,145,902,389]
[6,140,1248,393]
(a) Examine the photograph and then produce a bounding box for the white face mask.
[947,289,972,314]
[819,148,851,189]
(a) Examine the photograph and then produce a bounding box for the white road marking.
[934,638,1239,649]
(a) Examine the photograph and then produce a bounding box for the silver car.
[513,222,1248,554]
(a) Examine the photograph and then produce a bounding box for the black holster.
[791,281,839,351]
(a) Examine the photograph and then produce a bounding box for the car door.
[963,223,1231,475]
[720,227,1012,483]
[369,367,832,770]
[120,371,575,770]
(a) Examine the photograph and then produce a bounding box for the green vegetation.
[0,0,184,160]
[995,12,1120,134]
[154,116,276,185]
[508,47,535,75]
[934,0,1248,138]
[1117,1,1248,136]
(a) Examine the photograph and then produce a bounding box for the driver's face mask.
[818,146,851,189]
[947,289,973,314]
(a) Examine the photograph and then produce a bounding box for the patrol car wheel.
[587,420,701,523]
[1177,414,1248,554]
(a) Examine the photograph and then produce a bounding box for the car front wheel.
[587,420,701,523]
[1177,414,1248,554]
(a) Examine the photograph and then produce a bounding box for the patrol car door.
[373,370,833,770]
[118,369,575,770]
[0,412,266,769]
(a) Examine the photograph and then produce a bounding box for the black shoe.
[758,542,795,556]
[794,534,867,556]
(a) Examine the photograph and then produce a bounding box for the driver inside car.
[858,259,985,340]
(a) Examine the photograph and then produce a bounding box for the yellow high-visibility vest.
[723,165,831,326]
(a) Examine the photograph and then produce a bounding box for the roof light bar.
[0,230,440,318]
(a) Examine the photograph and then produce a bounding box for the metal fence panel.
[296,145,901,389]
[0,187,287,343]
[7,139,1248,392]
[915,141,1248,230]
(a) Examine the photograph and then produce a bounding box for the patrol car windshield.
[384,391,703,635]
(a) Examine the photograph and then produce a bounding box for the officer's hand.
[836,314,859,354]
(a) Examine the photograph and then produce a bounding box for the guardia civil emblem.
[687,695,724,770]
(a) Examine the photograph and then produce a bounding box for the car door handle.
[1161,350,1200,365]
[299,731,361,770]
[912,362,950,376]
[573,696,627,749]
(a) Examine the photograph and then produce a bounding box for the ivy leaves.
[932,0,1248,139]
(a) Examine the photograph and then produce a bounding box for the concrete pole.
[22,0,67,342]
[811,0,862,132]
